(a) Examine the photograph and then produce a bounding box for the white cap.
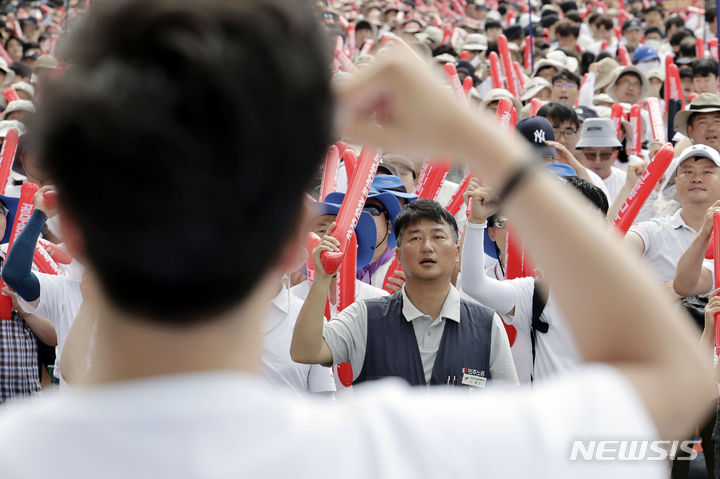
[576,118,623,149]
[0,119,25,137]
[1,100,35,121]
[663,144,720,190]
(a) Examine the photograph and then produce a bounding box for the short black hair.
[679,67,693,79]
[537,101,580,130]
[36,0,332,322]
[595,15,613,31]
[692,59,719,78]
[563,176,609,215]
[9,61,31,80]
[665,16,685,33]
[643,5,663,16]
[669,28,693,48]
[555,20,579,38]
[394,199,459,244]
[679,37,697,57]
[644,27,663,38]
[706,7,717,23]
[551,69,581,87]
[566,12,582,23]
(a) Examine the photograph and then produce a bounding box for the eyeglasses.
[553,81,577,89]
[553,128,577,139]
[363,205,387,217]
[492,216,507,228]
[618,79,641,89]
[582,150,615,160]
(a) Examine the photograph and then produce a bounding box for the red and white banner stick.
[462,76,473,99]
[346,24,356,57]
[497,34,518,96]
[334,37,358,74]
[445,171,472,215]
[697,37,705,59]
[617,45,631,66]
[0,182,38,319]
[0,128,18,195]
[613,143,674,233]
[2,88,18,102]
[335,232,356,387]
[359,39,374,56]
[512,62,525,89]
[415,157,451,200]
[319,146,339,201]
[713,210,720,355]
[709,39,719,61]
[629,103,642,157]
[495,97,517,130]
[610,103,625,141]
[488,52,503,89]
[32,243,64,275]
[645,97,667,143]
[443,63,469,106]
[343,148,358,185]
[528,98,542,117]
[320,147,381,274]
[37,238,72,265]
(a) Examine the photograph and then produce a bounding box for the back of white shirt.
[0,367,664,478]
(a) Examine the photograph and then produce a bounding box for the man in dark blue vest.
[291,199,518,388]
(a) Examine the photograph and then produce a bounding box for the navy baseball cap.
[372,175,418,201]
[515,116,557,158]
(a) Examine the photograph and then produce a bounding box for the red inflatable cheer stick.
[335,141,347,159]
[497,34,518,96]
[335,232,357,387]
[617,45,630,66]
[443,63,469,106]
[645,97,667,143]
[442,27,452,45]
[714,210,720,355]
[462,76,473,99]
[528,98,542,117]
[445,171,472,216]
[343,148,358,184]
[488,52,503,89]
[610,103,625,141]
[359,39,374,57]
[664,57,679,111]
[319,147,381,275]
[450,28,462,48]
[415,157,451,200]
[13,21,23,40]
[613,143,674,233]
[334,37,358,74]
[2,88,18,102]
[668,62,684,108]
[346,24,356,58]
[709,39,719,61]
[304,232,321,282]
[381,255,402,294]
[505,225,535,279]
[628,103,642,157]
[495,97,517,130]
[32,243,64,276]
[0,182,38,319]
[319,146,339,201]
[0,128,18,195]
[38,238,72,265]
[697,37,705,59]
[43,190,58,209]
[523,36,533,71]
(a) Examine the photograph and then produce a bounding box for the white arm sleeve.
[460,221,516,315]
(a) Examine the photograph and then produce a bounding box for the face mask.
[637,60,660,75]
[643,39,661,51]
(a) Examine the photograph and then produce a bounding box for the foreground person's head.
[36,0,332,323]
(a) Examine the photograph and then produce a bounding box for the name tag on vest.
[461,368,487,388]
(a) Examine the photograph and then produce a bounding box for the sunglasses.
[363,205,387,217]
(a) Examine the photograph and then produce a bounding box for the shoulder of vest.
[459,298,496,320]
[363,291,402,306]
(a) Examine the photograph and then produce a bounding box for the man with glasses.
[550,69,580,106]
[575,118,626,202]
[291,199,518,387]
[608,65,649,105]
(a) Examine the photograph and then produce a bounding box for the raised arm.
[338,48,716,438]
[290,232,336,365]
[460,181,516,315]
[674,202,719,297]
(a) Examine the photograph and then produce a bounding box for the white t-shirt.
[261,285,335,395]
[602,166,627,204]
[628,209,697,283]
[585,168,611,202]
[0,366,665,478]
[290,278,388,317]
[17,272,83,383]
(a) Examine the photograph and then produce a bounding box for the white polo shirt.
[290,278,388,317]
[628,208,697,283]
[261,285,335,395]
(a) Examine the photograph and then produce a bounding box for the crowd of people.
[0,0,718,477]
